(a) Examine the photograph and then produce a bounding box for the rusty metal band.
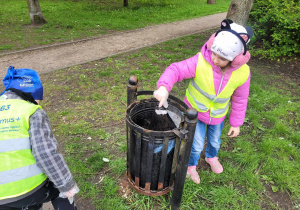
[126,174,171,196]
[135,177,140,187]
[145,183,151,192]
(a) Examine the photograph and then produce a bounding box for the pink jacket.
[157,42,251,127]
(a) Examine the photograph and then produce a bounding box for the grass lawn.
[0,0,230,52]
[35,30,299,209]
[1,0,299,209]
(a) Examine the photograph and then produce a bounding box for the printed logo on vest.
[0,105,10,111]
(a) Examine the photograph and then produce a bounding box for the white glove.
[59,185,79,204]
[153,86,169,107]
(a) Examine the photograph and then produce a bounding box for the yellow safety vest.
[0,99,47,201]
[186,53,250,118]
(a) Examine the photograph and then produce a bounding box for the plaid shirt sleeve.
[29,108,76,193]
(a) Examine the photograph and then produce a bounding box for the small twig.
[96,176,105,184]
[254,162,263,175]
[103,167,113,174]
[262,190,272,200]
[197,194,214,203]
[120,101,127,107]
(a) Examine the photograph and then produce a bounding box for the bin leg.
[127,75,138,181]
[171,108,198,210]
[127,75,138,106]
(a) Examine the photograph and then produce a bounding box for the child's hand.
[153,86,169,107]
[59,184,79,204]
[227,126,240,137]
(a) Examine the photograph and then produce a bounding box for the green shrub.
[249,0,300,60]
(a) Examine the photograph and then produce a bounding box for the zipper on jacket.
[208,69,225,125]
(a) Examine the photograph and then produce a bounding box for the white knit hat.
[211,23,249,61]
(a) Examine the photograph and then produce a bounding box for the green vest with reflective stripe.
[0,99,47,201]
[186,53,250,118]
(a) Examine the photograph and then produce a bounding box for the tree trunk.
[226,0,254,26]
[26,0,47,25]
[207,0,216,4]
[124,0,128,6]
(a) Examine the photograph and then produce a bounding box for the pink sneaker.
[186,166,200,184]
[205,157,223,174]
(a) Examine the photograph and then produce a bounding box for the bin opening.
[132,109,177,131]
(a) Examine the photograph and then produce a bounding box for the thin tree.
[207,0,216,4]
[124,0,128,6]
[26,0,47,25]
[226,0,254,26]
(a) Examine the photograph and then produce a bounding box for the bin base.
[127,170,173,196]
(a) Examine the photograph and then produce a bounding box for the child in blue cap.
[0,66,79,210]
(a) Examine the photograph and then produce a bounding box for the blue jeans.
[189,120,224,166]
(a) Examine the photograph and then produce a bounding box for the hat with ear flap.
[1,66,43,100]
[207,19,254,67]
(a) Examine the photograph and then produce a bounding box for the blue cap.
[1,66,43,100]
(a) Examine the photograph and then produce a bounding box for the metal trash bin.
[126,76,198,209]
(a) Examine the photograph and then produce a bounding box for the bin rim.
[126,91,188,135]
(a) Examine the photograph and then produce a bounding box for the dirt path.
[0,13,226,79]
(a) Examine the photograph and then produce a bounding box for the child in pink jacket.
[153,19,253,184]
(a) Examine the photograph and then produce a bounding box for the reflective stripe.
[188,88,229,117]
[211,103,229,117]
[188,88,208,111]
[215,97,230,104]
[0,164,44,185]
[191,79,215,101]
[0,138,30,153]
[191,78,230,103]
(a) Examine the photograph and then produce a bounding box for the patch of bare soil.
[262,184,296,210]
